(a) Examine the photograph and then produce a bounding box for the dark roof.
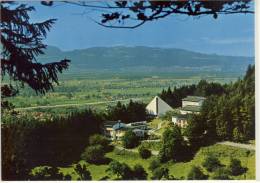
[113,122,127,130]
[182,96,206,102]
[103,121,119,128]
[128,121,147,127]
[181,105,201,112]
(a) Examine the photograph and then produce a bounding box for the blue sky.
[30,2,254,56]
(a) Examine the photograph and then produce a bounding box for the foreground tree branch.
[42,0,254,28]
[1,2,70,96]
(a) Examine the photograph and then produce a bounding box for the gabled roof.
[146,96,173,116]
[182,96,206,102]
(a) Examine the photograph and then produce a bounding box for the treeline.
[199,65,255,142]
[183,65,255,148]
[1,99,148,180]
[157,66,254,166]
[1,110,102,180]
[105,100,148,123]
[160,65,254,143]
[160,80,226,108]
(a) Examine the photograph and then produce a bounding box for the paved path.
[115,146,159,156]
[217,141,255,151]
[142,139,161,142]
[148,121,165,136]
[15,98,141,110]
[114,140,255,157]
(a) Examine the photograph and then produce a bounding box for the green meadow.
[32,143,255,180]
[8,72,239,111]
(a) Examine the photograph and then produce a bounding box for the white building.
[126,121,147,130]
[146,96,173,116]
[172,96,206,128]
[172,114,188,128]
[180,106,201,115]
[102,120,148,140]
[182,96,206,107]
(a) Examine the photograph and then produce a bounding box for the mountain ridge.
[37,46,254,73]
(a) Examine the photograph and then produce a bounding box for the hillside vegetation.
[1,65,255,180]
[32,144,255,180]
[37,46,253,73]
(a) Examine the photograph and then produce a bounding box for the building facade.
[102,120,148,140]
[146,96,173,116]
[172,96,206,128]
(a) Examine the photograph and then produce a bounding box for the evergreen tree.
[1,2,70,109]
[184,114,205,148]
[159,125,186,162]
[74,164,92,180]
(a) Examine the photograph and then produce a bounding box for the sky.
[29,2,255,57]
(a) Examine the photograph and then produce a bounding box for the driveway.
[217,141,255,151]
[114,145,159,156]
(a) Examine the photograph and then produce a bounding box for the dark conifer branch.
[1,3,70,96]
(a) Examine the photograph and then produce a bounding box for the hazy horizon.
[46,44,255,58]
[30,2,254,57]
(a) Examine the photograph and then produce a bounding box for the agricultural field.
[32,143,255,180]
[7,72,239,112]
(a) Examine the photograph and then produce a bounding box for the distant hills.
[37,46,254,74]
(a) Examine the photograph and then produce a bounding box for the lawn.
[52,143,255,180]
[166,144,255,180]
[57,150,156,180]
[140,141,162,151]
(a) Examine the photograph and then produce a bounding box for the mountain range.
[37,46,254,73]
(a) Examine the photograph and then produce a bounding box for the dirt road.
[217,141,255,151]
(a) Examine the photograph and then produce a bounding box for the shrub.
[151,167,169,180]
[89,134,112,152]
[74,163,92,180]
[202,154,222,172]
[212,168,231,180]
[31,166,63,180]
[187,166,208,180]
[232,127,246,142]
[63,174,72,180]
[132,164,148,180]
[148,159,161,171]
[106,160,132,180]
[81,145,105,164]
[122,130,140,149]
[229,158,246,176]
[138,146,151,159]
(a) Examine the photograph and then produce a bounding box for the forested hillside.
[201,65,255,142]
[38,46,253,73]
[160,65,255,143]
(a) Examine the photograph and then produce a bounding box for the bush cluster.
[106,160,147,180]
[81,134,111,164]
[138,146,151,159]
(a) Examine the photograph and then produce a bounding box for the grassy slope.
[166,144,255,180]
[55,144,255,180]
